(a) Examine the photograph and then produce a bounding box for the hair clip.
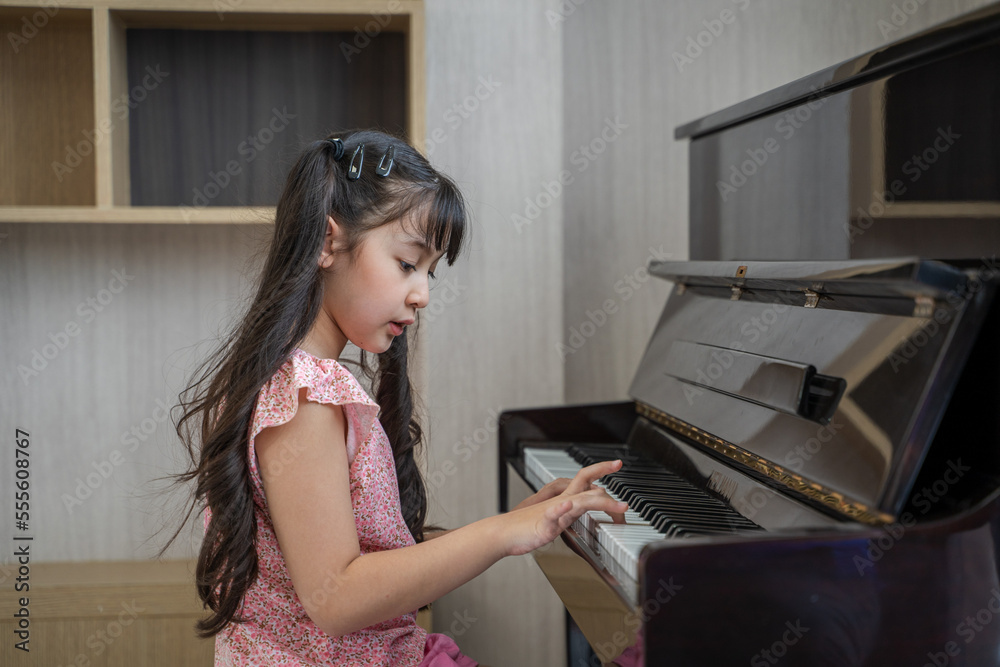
[326,138,345,160]
[376,146,395,177]
[347,144,364,180]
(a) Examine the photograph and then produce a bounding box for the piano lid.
[628,257,998,524]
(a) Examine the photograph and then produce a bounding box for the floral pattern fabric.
[203,348,429,666]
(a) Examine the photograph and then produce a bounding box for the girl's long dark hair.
[156,129,467,639]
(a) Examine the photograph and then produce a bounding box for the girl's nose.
[408,278,430,309]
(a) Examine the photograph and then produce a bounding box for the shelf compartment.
[0,6,95,206]
[120,10,409,207]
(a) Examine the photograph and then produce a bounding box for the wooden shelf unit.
[0,0,426,224]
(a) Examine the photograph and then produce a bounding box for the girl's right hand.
[501,459,629,557]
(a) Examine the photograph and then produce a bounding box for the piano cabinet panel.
[498,401,638,514]
[640,489,1000,666]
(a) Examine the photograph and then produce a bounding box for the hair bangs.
[421,176,467,265]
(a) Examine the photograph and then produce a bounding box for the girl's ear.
[319,215,342,269]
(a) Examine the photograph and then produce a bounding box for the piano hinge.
[804,290,820,308]
[914,295,934,317]
[675,283,687,295]
[634,402,894,526]
[730,286,743,301]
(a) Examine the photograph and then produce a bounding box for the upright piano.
[499,6,1000,666]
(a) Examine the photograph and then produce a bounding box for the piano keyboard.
[523,444,761,606]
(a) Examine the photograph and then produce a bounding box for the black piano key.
[566,442,763,537]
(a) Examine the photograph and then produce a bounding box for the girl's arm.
[422,528,453,540]
[255,389,625,638]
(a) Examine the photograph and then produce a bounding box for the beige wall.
[1,2,995,666]
[421,1,568,665]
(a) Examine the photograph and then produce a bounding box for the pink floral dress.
[203,348,477,666]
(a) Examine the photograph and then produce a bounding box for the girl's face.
[317,214,444,357]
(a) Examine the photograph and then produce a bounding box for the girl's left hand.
[512,478,572,512]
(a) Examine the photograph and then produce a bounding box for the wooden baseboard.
[0,559,214,666]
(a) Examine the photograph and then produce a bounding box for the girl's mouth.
[389,322,404,336]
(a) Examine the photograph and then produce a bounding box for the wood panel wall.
[420,1,568,665]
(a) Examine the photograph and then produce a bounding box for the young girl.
[162,129,628,666]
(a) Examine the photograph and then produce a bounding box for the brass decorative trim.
[635,402,894,526]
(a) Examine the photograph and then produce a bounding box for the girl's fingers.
[547,499,571,520]
[565,459,623,494]
[551,490,628,524]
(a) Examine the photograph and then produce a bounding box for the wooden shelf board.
[0,0,423,15]
[858,202,1000,219]
[0,206,275,224]
[112,9,410,31]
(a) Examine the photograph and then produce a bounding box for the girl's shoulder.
[262,347,376,409]
[250,348,380,458]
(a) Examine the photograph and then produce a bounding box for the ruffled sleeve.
[246,348,380,506]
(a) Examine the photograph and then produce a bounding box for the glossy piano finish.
[631,258,998,522]
[678,4,1000,261]
[497,400,637,514]
[640,489,1000,665]
[499,256,1000,666]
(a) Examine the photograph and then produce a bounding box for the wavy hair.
[157,129,467,639]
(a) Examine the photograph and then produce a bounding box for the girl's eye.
[401,260,436,280]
